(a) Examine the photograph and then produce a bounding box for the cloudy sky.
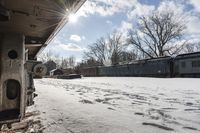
[40,0,200,62]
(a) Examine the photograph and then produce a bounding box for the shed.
[50,69,64,76]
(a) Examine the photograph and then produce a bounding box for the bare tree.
[61,58,69,69]
[37,50,54,62]
[128,11,187,58]
[68,56,76,68]
[77,58,102,68]
[183,42,200,53]
[119,51,136,64]
[84,37,107,64]
[84,32,126,65]
[196,42,200,51]
[53,54,61,68]
[108,32,125,65]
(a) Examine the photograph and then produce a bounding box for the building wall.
[81,53,200,78]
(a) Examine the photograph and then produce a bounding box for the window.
[192,60,200,67]
[181,62,186,68]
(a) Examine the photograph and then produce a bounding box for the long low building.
[81,52,200,78]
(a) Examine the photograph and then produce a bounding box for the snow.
[29,77,200,133]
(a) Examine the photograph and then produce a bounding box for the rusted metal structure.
[81,52,200,77]
[0,0,86,126]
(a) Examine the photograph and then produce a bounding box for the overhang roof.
[0,0,86,59]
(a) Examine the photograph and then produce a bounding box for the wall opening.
[0,79,21,121]
[6,79,20,100]
[8,50,18,59]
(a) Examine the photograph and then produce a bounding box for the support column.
[0,33,25,124]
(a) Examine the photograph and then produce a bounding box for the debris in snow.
[183,126,199,131]
[185,102,193,106]
[95,98,104,103]
[184,108,200,111]
[142,122,174,131]
[107,107,115,110]
[79,99,94,104]
[134,112,145,116]
[0,111,43,133]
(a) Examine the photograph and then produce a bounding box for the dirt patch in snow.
[0,111,44,133]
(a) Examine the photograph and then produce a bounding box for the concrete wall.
[0,33,25,123]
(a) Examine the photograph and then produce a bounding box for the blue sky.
[39,0,200,62]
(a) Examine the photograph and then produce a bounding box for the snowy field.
[29,77,200,133]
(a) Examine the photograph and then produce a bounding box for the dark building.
[44,60,56,75]
[50,69,64,76]
[62,68,75,75]
[81,52,200,78]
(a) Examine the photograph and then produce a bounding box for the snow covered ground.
[29,77,200,133]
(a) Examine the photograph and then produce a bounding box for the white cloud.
[116,21,133,43]
[127,3,155,19]
[74,0,200,37]
[189,0,200,12]
[186,15,200,34]
[157,1,186,15]
[118,21,132,34]
[70,35,81,42]
[157,1,200,35]
[76,0,138,18]
[56,43,84,52]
